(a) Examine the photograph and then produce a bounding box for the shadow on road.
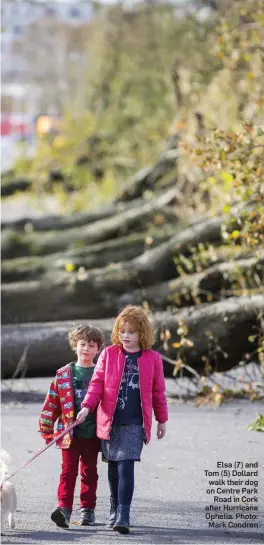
[1,529,83,544]
[135,526,263,543]
[2,526,263,544]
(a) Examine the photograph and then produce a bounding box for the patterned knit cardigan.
[39,363,75,449]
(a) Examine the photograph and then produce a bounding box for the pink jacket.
[82,344,168,443]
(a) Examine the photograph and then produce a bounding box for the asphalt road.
[1,377,263,545]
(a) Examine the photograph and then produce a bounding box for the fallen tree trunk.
[1,203,256,323]
[0,212,235,323]
[1,172,75,199]
[1,177,33,198]
[1,229,174,283]
[130,200,253,284]
[2,250,262,324]
[153,294,264,375]
[1,270,133,323]
[1,295,263,378]
[1,130,179,202]
[1,204,118,233]
[116,253,264,310]
[115,134,180,203]
[1,187,178,259]
[2,225,251,285]
[1,191,168,233]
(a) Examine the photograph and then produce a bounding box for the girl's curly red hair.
[111,305,155,350]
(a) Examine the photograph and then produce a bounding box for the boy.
[39,324,104,529]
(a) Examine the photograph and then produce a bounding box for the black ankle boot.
[113,505,130,534]
[107,496,118,528]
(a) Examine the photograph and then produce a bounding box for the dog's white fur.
[0,449,17,534]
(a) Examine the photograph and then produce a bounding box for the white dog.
[0,449,17,535]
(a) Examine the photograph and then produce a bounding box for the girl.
[77,306,168,533]
[77,305,168,534]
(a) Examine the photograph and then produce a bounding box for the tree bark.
[130,200,251,285]
[1,295,263,378]
[1,133,180,229]
[2,249,263,325]
[1,229,173,283]
[116,253,264,310]
[1,268,137,324]
[1,177,33,198]
[1,191,167,233]
[154,295,264,375]
[115,134,180,202]
[1,209,241,324]
[1,204,118,233]
[1,187,178,259]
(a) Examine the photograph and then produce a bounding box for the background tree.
[2,0,263,397]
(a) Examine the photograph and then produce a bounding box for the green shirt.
[72,364,97,438]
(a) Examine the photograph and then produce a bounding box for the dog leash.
[1,420,79,488]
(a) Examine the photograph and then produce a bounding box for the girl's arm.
[81,347,107,412]
[152,353,168,424]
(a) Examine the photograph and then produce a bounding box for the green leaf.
[231,230,240,239]
[243,54,251,63]
[220,150,226,162]
[221,171,233,186]
[247,415,264,433]
[208,176,216,185]
[65,263,75,273]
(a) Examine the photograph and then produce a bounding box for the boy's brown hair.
[69,324,105,352]
[111,305,155,350]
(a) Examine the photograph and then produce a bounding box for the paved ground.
[1,377,263,545]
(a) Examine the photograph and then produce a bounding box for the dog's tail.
[8,513,16,529]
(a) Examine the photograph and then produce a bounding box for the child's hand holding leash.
[44,437,53,445]
[76,407,89,423]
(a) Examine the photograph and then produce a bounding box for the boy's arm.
[39,377,61,440]
[152,353,168,424]
[81,348,107,412]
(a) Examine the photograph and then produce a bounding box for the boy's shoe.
[80,508,95,526]
[51,507,71,528]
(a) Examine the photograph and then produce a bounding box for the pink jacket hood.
[82,344,168,443]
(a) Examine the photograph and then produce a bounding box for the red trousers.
[57,436,100,512]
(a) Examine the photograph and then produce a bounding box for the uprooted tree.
[1,0,264,383]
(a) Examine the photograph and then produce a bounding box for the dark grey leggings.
[108,460,135,506]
